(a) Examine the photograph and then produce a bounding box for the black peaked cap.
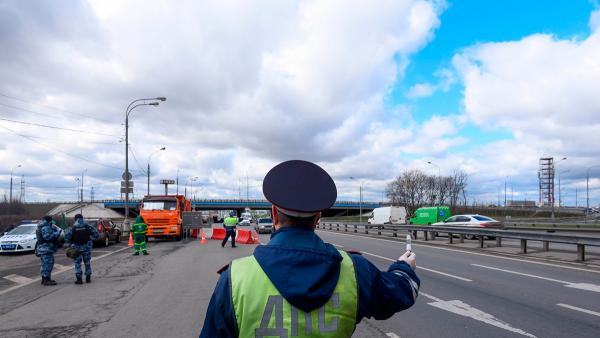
[263,160,337,213]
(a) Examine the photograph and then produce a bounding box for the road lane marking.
[354,249,473,282]
[557,303,600,317]
[318,230,600,274]
[0,245,131,296]
[53,264,68,271]
[420,291,538,337]
[3,274,33,284]
[385,333,401,338]
[471,264,600,293]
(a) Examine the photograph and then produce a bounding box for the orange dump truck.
[139,195,191,240]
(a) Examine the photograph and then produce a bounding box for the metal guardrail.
[317,222,600,262]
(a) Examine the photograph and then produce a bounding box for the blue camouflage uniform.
[37,220,60,279]
[65,218,99,278]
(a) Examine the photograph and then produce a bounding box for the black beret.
[263,160,337,214]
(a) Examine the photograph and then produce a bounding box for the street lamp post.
[147,147,166,196]
[124,97,166,223]
[427,161,441,206]
[349,177,363,223]
[558,169,570,208]
[81,169,87,203]
[9,164,22,203]
[586,164,600,218]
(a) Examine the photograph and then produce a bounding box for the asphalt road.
[1,230,599,337]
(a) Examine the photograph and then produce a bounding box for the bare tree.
[386,169,469,213]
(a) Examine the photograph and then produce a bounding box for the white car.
[433,214,503,239]
[239,219,251,227]
[0,222,39,254]
[255,218,274,234]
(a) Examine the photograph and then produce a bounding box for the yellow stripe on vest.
[231,250,358,338]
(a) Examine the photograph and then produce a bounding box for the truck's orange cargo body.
[139,195,191,240]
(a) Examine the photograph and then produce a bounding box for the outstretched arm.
[351,251,420,322]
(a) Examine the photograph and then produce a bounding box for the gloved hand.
[398,251,416,271]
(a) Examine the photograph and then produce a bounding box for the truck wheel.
[115,231,121,243]
[104,235,110,247]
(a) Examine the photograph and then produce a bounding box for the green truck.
[409,206,451,225]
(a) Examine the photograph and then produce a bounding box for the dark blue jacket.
[200,227,420,337]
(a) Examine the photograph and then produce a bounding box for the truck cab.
[140,195,191,240]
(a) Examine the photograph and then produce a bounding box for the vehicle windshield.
[473,215,494,221]
[143,201,177,211]
[259,219,273,224]
[7,225,37,235]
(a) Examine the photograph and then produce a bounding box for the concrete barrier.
[211,228,226,240]
[235,229,253,244]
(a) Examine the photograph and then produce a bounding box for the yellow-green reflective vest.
[224,217,238,227]
[130,222,147,235]
[230,250,358,338]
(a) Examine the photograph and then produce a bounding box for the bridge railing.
[317,222,600,262]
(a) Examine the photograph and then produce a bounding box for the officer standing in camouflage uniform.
[65,214,99,284]
[37,216,61,286]
[130,215,148,256]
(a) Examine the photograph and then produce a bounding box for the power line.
[0,123,126,172]
[0,92,115,124]
[0,117,120,138]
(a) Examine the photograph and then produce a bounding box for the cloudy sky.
[1,0,600,206]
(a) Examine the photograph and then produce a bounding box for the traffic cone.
[128,233,133,247]
[200,229,207,245]
[252,230,260,244]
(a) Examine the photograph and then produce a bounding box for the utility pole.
[90,186,95,203]
[20,174,25,202]
[246,172,249,201]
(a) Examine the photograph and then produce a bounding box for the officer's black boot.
[41,277,46,285]
[47,277,57,285]
[85,275,91,283]
[75,277,83,285]
[133,252,140,256]
[142,251,148,255]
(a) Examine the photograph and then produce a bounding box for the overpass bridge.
[102,199,381,217]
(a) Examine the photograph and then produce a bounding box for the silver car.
[255,218,274,234]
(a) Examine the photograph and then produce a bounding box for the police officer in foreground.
[65,214,99,284]
[37,216,61,286]
[222,211,238,248]
[200,160,419,337]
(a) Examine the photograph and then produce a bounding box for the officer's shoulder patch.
[345,249,362,256]
[217,264,230,275]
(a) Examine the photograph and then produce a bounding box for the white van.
[368,206,407,224]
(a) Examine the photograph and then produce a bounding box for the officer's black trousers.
[222,229,236,247]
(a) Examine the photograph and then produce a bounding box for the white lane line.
[471,264,600,293]
[385,332,401,338]
[318,230,600,274]
[3,274,33,284]
[53,263,68,271]
[332,244,344,248]
[357,250,473,282]
[471,264,569,283]
[557,303,600,317]
[426,297,538,338]
[420,291,537,337]
[0,245,131,296]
